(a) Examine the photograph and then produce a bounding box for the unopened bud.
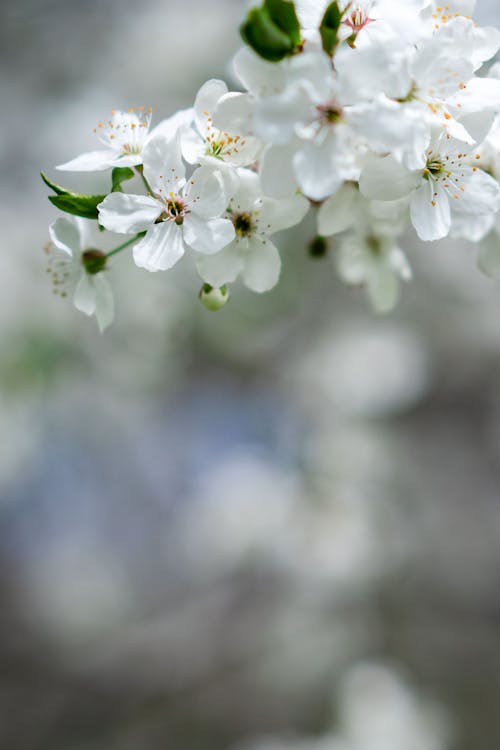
[199,284,230,311]
[309,235,329,259]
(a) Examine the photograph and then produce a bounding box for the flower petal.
[49,217,81,255]
[93,274,114,332]
[260,144,299,198]
[98,193,161,234]
[56,150,115,172]
[183,214,235,255]
[194,79,228,135]
[196,241,245,287]
[318,183,359,236]
[133,222,185,271]
[256,194,309,234]
[142,134,185,191]
[188,167,228,219]
[410,180,451,241]
[73,273,97,316]
[242,235,281,293]
[359,155,420,201]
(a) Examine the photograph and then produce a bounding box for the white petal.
[194,79,228,134]
[410,180,451,241]
[150,107,194,140]
[359,155,420,201]
[367,265,399,314]
[260,144,299,198]
[293,138,344,201]
[254,87,313,145]
[133,222,185,271]
[73,273,97,316]
[242,236,281,293]
[231,168,261,211]
[213,93,254,135]
[451,168,500,215]
[93,274,114,332]
[98,193,161,234]
[318,183,359,236]
[188,167,228,219]
[196,241,245,287]
[49,217,81,255]
[181,127,206,165]
[256,194,309,234]
[142,134,185,191]
[478,232,500,280]
[183,215,235,254]
[56,149,115,172]
[232,47,286,97]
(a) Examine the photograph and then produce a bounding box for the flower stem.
[136,165,153,194]
[106,233,144,259]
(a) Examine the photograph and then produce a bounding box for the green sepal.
[240,0,301,62]
[111,166,135,193]
[42,171,106,220]
[48,193,106,220]
[320,1,343,56]
[40,172,69,196]
[265,0,301,46]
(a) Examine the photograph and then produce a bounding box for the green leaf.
[40,172,69,196]
[320,0,343,56]
[264,0,301,46]
[111,166,135,193]
[241,7,295,62]
[42,171,106,219]
[48,193,106,220]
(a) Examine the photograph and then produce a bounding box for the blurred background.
[1,1,500,748]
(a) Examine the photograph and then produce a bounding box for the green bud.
[199,284,230,311]
[320,1,343,56]
[82,249,107,275]
[240,0,301,62]
[309,235,330,258]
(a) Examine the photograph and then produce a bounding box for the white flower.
[182,79,262,170]
[46,216,114,332]
[97,134,235,272]
[57,107,153,172]
[196,169,309,293]
[359,133,500,241]
[318,183,411,312]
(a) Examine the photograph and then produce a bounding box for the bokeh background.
[1,1,500,748]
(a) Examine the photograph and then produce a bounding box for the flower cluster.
[43,0,500,328]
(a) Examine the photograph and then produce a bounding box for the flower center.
[344,5,374,33]
[423,157,449,179]
[203,112,247,160]
[159,197,187,225]
[316,101,344,127]
[232,212,254,237]
[94,106,152,155]
[82,249,107,275]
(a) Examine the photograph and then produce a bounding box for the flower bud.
[199,284,230,311]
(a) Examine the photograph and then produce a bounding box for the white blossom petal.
[196,241,245,287]
[360,155,420,201]
[183,214,235,255]
[318,183,359,236]
[93,274,114,332]
[242,236,281,293]
[133,222,185,271]
[98,193,161,234]
[56,150,115,172]
[49,217,81,255]
[73,273,97,316]
[256,195,309,234]
[188,167,229,220]
[410,180,451,241]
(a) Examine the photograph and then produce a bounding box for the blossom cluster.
[43,0,500,329]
